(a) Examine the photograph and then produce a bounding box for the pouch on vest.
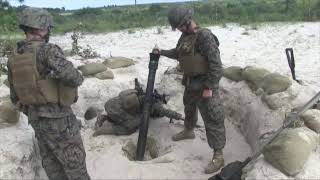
[58,83,78,106]
[9,51,49,105]
[178,33,208,76]
[8,42,77,106]
[119,89,140,114]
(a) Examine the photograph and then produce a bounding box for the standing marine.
[153,7,226,174]
[7,7,90,180]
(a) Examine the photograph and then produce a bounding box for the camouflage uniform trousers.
[30,115,90,180]
[183,87,226,150]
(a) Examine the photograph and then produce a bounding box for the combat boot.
[172,128,195,141]
[204,149,224,174]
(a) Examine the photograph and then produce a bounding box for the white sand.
[0,22,319,179]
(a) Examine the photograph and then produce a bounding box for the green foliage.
[0,39,18,57]
[127,29,136,34]
[0,0,319,36]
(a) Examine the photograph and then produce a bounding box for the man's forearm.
[160,48,178,60]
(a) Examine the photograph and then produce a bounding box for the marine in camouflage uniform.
[7,7,90,180]
[93,89,183,136]
[153,7,226,174]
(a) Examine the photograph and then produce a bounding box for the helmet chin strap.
[43,29,50,43]
[29,28,50,42]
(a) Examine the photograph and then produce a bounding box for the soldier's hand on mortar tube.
[202,89,213,98]
[152,44,161,54]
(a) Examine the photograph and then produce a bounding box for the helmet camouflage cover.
[19,7,54,30]
[168,6,193,30]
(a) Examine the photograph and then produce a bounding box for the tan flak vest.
[177,32,208,76]
[8,42,78,106]
[119,89,141,114]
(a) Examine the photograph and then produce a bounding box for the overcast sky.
[9,0,198,10]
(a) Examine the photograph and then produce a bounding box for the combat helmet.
[168,7,193,30]
[19,7,54,30]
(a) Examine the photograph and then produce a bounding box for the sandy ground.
[0,22,319,179]
[52,22,320,91]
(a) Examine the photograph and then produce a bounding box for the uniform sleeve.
[43,44,84,87]
[197,29,223,89]
[152,102,182,120]
[160,48,178,60]
[160,34,184,60]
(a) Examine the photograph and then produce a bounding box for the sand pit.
[0,22,319,179]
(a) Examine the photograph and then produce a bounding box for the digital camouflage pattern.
[30,115,90,180]
[94,94,183,136]
[19,7,54,30]
[7,40,89,180]
[168,7,194,30]
[8,40,84,118]
[183,88,225,150]
[161,27,226,150]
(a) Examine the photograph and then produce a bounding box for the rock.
[283,111,305,128]
[78,63,107,76]
[223,66,243,82]
[122,140,136,161]
[0,101,20,124]
[63,49,72,57]
[261,91,293,110]
[84,106,98,120]
[255,88,264,96]
[94,70,114,80]
[0,121,45,179]
[242,66,270,90]
[300,109,320,133]
[263,127,319,176]
[243,157,290,179]
[260,73,292,95]
[103,57,135,69]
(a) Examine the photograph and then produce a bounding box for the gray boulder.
[84,106,98,120]
[261,91,293,110]
[103,57,135,69]
[63,49,72,57]
[242,66,270,90]
[94,70,114,80]
[300,109,320,133]
[0,101,20,124]
[260,73,292,95]
[223,66,243,82]
[263,127,319,176]
[78,63,107,76]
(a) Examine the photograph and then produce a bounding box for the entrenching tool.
[136,53,160,161]
[209,91,320,180]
